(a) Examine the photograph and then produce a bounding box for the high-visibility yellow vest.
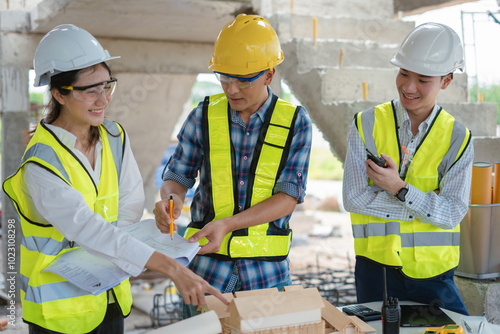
[351,101,471,279]
[3,119,133,333]
[184,93,300,261]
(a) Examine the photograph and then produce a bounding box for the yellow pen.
[169,196,174,240]
[463,320,472,333]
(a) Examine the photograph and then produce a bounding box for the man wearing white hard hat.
[342,22,473,315]
[3,24,227,334]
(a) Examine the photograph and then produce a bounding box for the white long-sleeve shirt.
[23,123,154,277]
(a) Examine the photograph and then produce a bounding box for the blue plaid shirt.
[163,87,312,291]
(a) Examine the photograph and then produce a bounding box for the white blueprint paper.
[43,219,200,295]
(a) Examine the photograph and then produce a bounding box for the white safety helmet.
[390,22,464,76]
[33,24,119,87]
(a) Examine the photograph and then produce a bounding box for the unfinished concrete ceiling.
[394,0,477,15]
[28,0,255,42]
[13,0,480,39]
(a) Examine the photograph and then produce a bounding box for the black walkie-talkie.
[382,267,400,334]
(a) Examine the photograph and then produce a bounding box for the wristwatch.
[395,185,408,202]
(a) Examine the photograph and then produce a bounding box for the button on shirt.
[342,99,473,230]
[164,87,312,291]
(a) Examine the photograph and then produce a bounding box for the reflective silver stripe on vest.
[22,221,116,255]
[22,236,74,256]
[437,120,468,181]
[400,232,460,247]
[359,108,378,155]
[353,222,460,247]
[102,119,124,178]
[21,143,71,183]
[21,274,89,304]
[352,221,400,238]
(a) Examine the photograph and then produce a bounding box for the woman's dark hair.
[45,62,113,148]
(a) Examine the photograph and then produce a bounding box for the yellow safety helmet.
[208,14,284,75]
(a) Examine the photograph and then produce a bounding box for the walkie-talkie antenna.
[382,266,400,334]
[383,266,388,306]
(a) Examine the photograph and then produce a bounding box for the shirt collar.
[255,86,274,122]
[230,86,274,123]
[43,122,102,151]
[394,99,440,134]
[44,122,77,149]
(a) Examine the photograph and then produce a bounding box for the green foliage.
[280,90,293,103]
[190,80,223,108]
[308,148,344,180]
[469,84,500,124]
[30,92,46,121]
[30,92,45,105]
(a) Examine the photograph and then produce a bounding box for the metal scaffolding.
[461,9,500,102]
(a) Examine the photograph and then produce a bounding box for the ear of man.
[440,73,453,90]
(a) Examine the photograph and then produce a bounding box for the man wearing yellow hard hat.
[153,14,312,317]
[343,22,472,315]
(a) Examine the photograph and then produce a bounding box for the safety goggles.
[214,70,267,90]
[62,78,117,102]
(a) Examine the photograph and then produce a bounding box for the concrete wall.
[106,73,198,212]
[0,64,30,303]
[265,0,395,19]
[456,277,500,323]
[472,137,500,163]
[321,69,468,103]
[271,15,415,44]
[279,39,499,163]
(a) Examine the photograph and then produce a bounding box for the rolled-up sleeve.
[274,106,312,203]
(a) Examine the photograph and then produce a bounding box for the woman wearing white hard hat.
[343,22,472,316]
[3,24,227,334]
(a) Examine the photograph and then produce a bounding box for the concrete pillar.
[0,65,30,304]
[0,9,37,309]
[456,277,500,324]
[271,69,282,97]
[106,72,197,213]
[472,137,500,162]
